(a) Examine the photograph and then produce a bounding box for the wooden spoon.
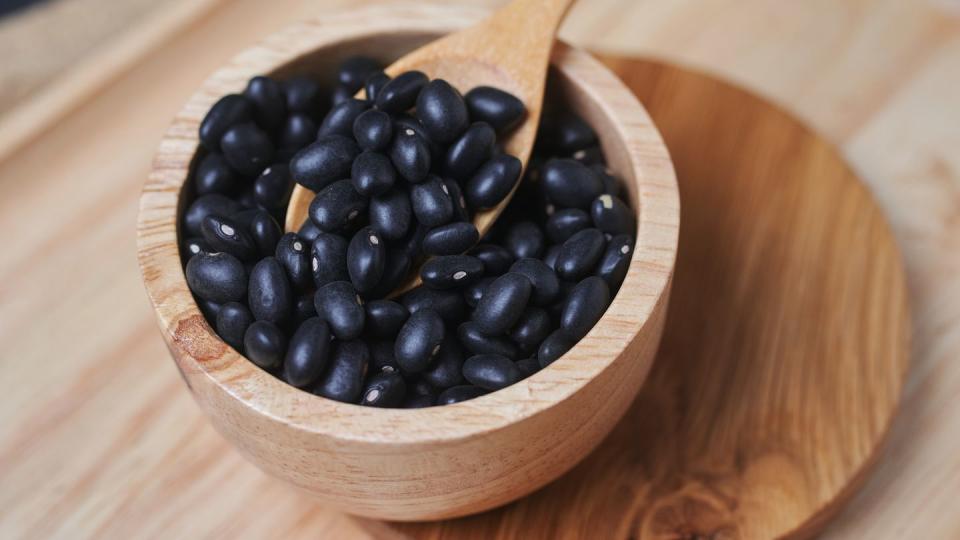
[284,0,575,291]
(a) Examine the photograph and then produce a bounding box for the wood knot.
[642,490,740,540]
[173,313,228,367]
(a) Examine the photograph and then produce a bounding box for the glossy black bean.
[541,158,604,210]
[248,210,282,257]
[317,98,370,138]
[551,113,597,153]
[298,219,321,243]
[555,228,606,281]
[247,257,292,324]
[331,85,352,106]
[186,252,247,304]
[444,178,470,222]
[591,194,634,235]
[361,371,406,407]
[515,357,540,379]
[469,243,514,275]
[411,175,454,227]
[537,329,575,368]
[352,109,393,151]
[464,154,522,210]
[337,56,381,92]
[401,286,467,322]
[545,208,590,244]
[400,223,429,260]
[182,236,210,260]
[194,153,237,196]
[503,221,545,260]
[458,322,521,359]
[368,187,411,241]
[421,255,484,289]
[346,226,385,293]
[201,214,258,261]
[394,309,444,373]
[308,179,367,232]
[252,164,292,210]
[597,234,634,290]
[509,307,552,355]
[220,123,273,177]
[561,276,610,340]
[437,384,486,405]
[290,135,359,191]
[410,378,437,397]
[369,339,399,373]
[415,79,468,144]
[442,122,496,181]
[274,233,311,290]
[543,245,560,271]
[590,164,621,196]
[293,294,316,325]
[314,281,365,340]
[422,335,466,389]
[571,145,605,165]
[199,94,253,151]
[365,300,408,339]
[277,115,317,160]
[284,77,323,116]
[310,232,349,286]
[229,208,260,228]
[196,298,221,324]
[216,302,253,352]
[375,70,428,113]
[463,354,522,391]
[243,76,286,133]
[509,258,560,306]
[184,194,241,237]
[463,276,493,308]
[464,86,526,134]
[472,272,532,335]
[364,71,390,101]
[350,151,395,197]
[313,339,368,403]
[367,248,411,299]
[389,126,431,183]
[243,320,286,369]
[403,393,435,408]
[422,222,479,256]
[282,317,331,387]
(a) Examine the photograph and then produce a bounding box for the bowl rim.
[137,4,679,444]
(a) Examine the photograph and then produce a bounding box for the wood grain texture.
[137,7,678,521]
[1,1,958,538]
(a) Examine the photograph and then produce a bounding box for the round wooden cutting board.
[383,58,911,539]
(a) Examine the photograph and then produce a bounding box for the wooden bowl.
[137,5,679,521]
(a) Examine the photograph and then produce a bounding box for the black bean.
[422,222,479,256]
[283,317,331,387]
[346,226,385,293]
[541,158,604,210]
[515,357,540,379]
[184,194,241,237]
[443,122,495,181]
[350,151,395,197]
[503,221,545,260]
[352,109,393,151]
[390,126,432,182]
[551,113,597,153]
[556,228,606,281]
[314,281,365,340]
[313,339,368,403]
[400,223,429,260]
[243,320,286,369]
[364,71,390,101]
[331,85,353,106]
[543,245,560,270]
[375,70,428,113]
[243,76,286,133]
[597,234,634,290]
[365,299,408,339]
[464,155,522,210]
[368,187,412,241]
[458,321,521,359]
[469,243,514,275]
[369,340,399,373]
[273,233,310,289]
[317,98,371,138]
[571,145,604,165]
[394,114,441,159]
[248,210,282,257]
[186,252,247,304]
[561,276,610,340]
[464,276,493,308]
[195,153,237,196]
[308,179,367,232]
[201,214,258,261]
[220,123,273,177]
[290,135,360,191]
[422,335,466,389]
[361,371,406,407]
[196,298,221,324]
[338,56,381,92]
[416,79,469,144]
[421,255,484,289]
[464,86,526,134]
[509,258,559,306]
[411,175,454,227]
[590,164,621,196]
[394,309,444,373]
[472,272,532,335]
[401,286,467,322]
[277,115,317,160]
[463,354,522,391]
[437,384,486,405]
[590,193,634,235]
[182,236,210,260]
[216,302,253,352]
[253,164,292,210]
[293,294,317,325]
[298,219,321,243]
[403,394,436,408]
[545,208,590,243]
[199,94,252,151]
[284,77,323,116]
[537,329,575,368]
[229,208,260,228]
[509,307,552,354]
[367,247,411,299]
[248,257,292,324]
[444,178,470,222]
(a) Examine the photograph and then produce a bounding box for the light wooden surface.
[0,0,958,538]
[138,8,678,521]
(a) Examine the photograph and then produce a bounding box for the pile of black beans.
[182,56,636,408]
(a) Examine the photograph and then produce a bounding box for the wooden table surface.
[0,1,958,538]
